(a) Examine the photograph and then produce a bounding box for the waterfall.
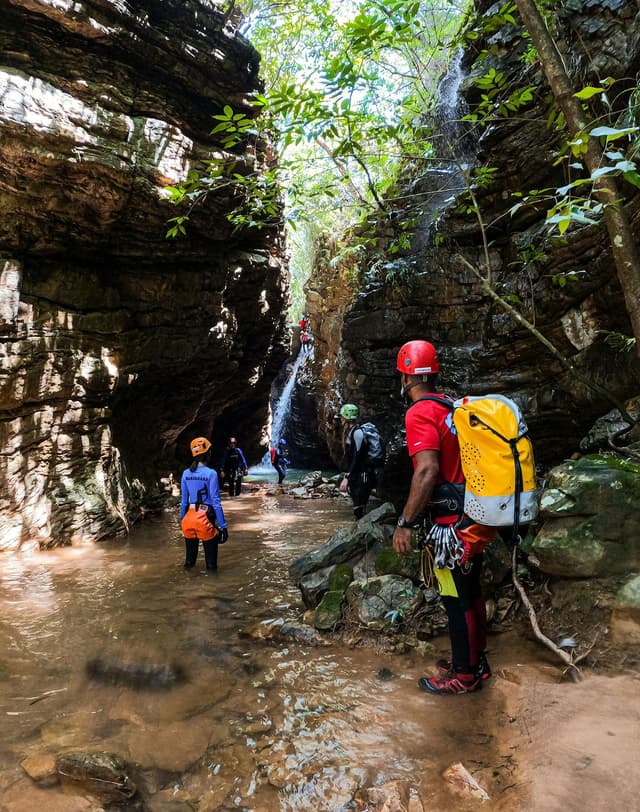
[253,350,306,471]
[402,49,472,253]
[432,47,470,164]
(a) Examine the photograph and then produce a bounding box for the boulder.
[299,565,335,608]
[345,575,421,629]
[86,657,185,690]
[580,397,640,453]
[314,591,346,630]
[532,456,640,577]
[375,546,421,581]
[20,754,58,786]
[288,502,396,581]
[611,574,640,644]
[328,563,354,591]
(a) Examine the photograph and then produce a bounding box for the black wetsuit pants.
[226,469,243,496]
[348,471,374,520]
[439,553,487,673]
[184,538,218,569]
[273,461,286,484]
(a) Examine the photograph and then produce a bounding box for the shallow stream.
[1,488,507,811]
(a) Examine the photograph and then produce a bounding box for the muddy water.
[0,491,505,810]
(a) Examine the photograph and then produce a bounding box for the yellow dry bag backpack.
[419,394,539,532]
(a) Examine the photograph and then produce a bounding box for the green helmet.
[340,403,359,420]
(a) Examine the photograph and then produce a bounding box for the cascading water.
[402,49,473,254]
[251,349,306,473]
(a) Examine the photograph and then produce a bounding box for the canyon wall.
[0,0,288,548]
[306,0,640,495]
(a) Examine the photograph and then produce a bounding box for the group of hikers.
[180,338,509,696]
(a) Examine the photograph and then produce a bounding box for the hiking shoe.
[419,672,481,694]
[436,652,492,681]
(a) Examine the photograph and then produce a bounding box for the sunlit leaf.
[590,125,640,139]
[574,86,603,100]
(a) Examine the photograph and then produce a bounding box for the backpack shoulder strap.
[408,395,454,412]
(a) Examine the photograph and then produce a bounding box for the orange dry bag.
[181,505,219,541]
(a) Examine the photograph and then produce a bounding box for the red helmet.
[396,340,440,375]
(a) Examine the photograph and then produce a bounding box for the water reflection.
[1,492,496,810]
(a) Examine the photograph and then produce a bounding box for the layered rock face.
[306,0,640,493]
[0,0,288,548]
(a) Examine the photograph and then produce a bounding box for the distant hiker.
[300,330,310,352]
[180,437,228,571]
[339,404,385,520]
[272,438,290,484]
[299,314,308,331]
[221,436,249,497]
[392,340,495,694]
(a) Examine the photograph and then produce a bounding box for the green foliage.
[456,165,498,215]
[600,330,637,353]
[550,269,586,288]
[505,72,640,239]
[210,105,257,149]
[166,0,470,313]
[459,0,517,43]
[463,64,536,123]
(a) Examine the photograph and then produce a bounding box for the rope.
[420,544,436,590]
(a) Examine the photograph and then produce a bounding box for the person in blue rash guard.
[180,436,228,571]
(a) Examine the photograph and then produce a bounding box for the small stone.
[20,754,58,786]
[442,761,489,801]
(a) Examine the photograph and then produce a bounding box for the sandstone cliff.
[0,0,288,548]
[306,0,640,493]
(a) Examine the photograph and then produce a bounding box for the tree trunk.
[514,0,640,356]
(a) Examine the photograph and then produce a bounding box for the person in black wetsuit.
[338,403,379,520]
[221,436,249,497]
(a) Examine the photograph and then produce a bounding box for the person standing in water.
[180,437,228,571]
[221,436,249,497]
[272,438,290,484]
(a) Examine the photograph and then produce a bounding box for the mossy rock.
[313,590,345,631]
[328,563,354,592]
[375,546,420,582]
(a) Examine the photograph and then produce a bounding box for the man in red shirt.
[392,340,494,694]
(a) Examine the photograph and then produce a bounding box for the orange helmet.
[190,437,212,457]
[396,340,440,375]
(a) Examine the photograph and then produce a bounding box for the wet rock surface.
[0,0,288,549]
[55,751,136,802]
[533,456,640,576]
